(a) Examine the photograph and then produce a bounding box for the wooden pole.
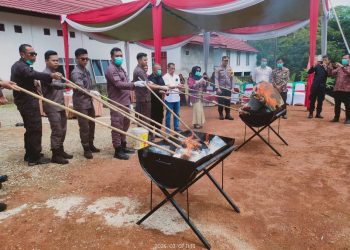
[12,85,176,155]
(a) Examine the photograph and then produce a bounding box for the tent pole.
[321,15,328,55]
[203,31,210,74]
[61,19,70,80]
[305,0,320,108]
[152,1,162,64]
[124,41,131,76]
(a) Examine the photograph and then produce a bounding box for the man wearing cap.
[307,55,331,119]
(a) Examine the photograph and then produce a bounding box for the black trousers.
[218,89,232,116]
[76,108,95,147]
[46,111,67,150]
[19,108,42,161]
[280,91,288,115]
[151,97,164,130]
[309,86,326,114]
[334,91,350,120]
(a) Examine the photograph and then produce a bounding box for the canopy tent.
[61,0,329,107]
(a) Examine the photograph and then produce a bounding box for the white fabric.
[294,83,305,92]
[293,83,305,105]
[177,0,264,15]
[135,35,196,51]
[244,83,254,96]
[252,66,272,83]
[61,3,149,33]
[163,73,181,103]
[218,20,310,41]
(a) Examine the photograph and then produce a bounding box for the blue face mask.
[156,69,162,76]
[26,60,34,65]
[114,57,123,66]
[341,59,349,66]
[195,71,201,77]
[261,61,267,67]
[277,63,283,69]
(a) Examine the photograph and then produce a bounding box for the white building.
[0,3,258,89]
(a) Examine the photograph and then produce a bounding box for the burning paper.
[149,145,172,156]
[208,136,226,154]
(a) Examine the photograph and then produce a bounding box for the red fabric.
[140,35,193,47]
[152,2,162,64]
[305,0,319,108]
[61,20,70,81]
[163,0,238,9]
[66,0,148,24]
[226,21,300,34]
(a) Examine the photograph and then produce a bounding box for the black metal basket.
[138,131,235,189]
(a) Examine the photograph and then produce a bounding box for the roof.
[189,34,258,53]
[0,0,122,16]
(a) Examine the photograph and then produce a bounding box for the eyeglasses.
[79,57,89,61]
[28,52,37,56]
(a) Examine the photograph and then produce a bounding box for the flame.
[205,133,210,146]
[181,135,202,159]
[253,82,284,111]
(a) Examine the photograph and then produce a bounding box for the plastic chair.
[293,83,305,106]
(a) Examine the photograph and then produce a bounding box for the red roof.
[0,0,122,16]
[189,33,258,53]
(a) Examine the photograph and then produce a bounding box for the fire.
[181,135,202,160]
[205,133,210,146]
[253,82,284,111]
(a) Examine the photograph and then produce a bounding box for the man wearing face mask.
[148,64,166,137]
[272,58,290,119]
[215,56,234,120]
[41,50,73,164]
[328,55,350,124]
[252,58,272,83]
[105,47,147,160]
[71,48,100,159]
[11,44,63,166]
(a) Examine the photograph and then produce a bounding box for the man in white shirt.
[162,63,182,132]
[252,58,272,83]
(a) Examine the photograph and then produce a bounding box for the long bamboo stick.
[63,79,182,149]
[204,80,251,98]
[63,77,186,141]
[171,89,240,112]
[142,78,201,141]
[12,85,176,155]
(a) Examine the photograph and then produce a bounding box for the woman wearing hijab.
[188,66,207,129]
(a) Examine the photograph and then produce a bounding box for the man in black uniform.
[148,63,165,138]
[11,44,63,166]
[41,50,73,164]
[307,55,331,119]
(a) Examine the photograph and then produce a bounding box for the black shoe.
[51,149,69,165]
[225,115,234,120]
[121,142,135,154]
[331,118,339,122]
[0,203,7,212]
[345,120,350,124]
[0,175,8,183]
[219,114,224,120]
[315,114,323,119]
[114,147,129,160]
[89,143,100,153]
[24,153,43,162]
[28,156,51,166]
[83,146,93,159]
[60,146,73,159]
[308,113,313,119]
[174,129,183,133]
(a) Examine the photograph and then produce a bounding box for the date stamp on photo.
[153,243,196,249]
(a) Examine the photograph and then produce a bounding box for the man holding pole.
[41,50,73,164]
[11,44,62,166]
[71,48,100,159]
[215,56,234,120]
[105,47,146,160]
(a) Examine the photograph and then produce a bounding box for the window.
[244,72,251,76]
[246,53,250,66]
[234,72,242,77]
[14,25,22,33]
[236,52,241,66]
[91,59,108,84]
[226,50,230,57]
[43,28,50,36]
[69,31,75,38]
[185,50,190,56]
[0,24,4,32]
[101,60,110,75]
[57,30,63,36]
[89,37,94,40]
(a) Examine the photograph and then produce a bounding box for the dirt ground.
[0,101,349,250]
